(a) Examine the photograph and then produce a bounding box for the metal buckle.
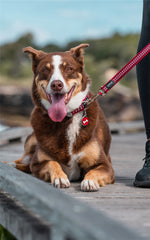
[99,88,106,96]
[67,112,73,118]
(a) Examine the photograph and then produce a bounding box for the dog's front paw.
[53,177,70,188]
[81,179,99,192]
[2,161,16,167]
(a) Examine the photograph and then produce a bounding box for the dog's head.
[23,44,90,122]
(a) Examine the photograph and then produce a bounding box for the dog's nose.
[51,80,64,92]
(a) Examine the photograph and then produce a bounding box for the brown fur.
[13,44,115,191]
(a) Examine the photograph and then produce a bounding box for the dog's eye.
[66,66,73,72]
[42,66,50,73]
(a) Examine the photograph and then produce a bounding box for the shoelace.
[143,153,150,167]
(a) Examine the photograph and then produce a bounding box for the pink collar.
[67,95,89,118]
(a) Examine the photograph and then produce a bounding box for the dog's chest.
[62,113,84,180]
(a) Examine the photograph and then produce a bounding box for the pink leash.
[69,43,150,126]
[98,43,150,96]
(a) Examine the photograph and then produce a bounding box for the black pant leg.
[137,0,150,138]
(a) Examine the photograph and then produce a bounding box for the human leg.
[134,0,150,187]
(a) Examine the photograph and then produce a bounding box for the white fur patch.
[65,112,84,181]
[81,179,99,192]
[41,99,51,110]
[7,162,16,167]
[21,155,31,165]
[47,55,68,94]
[54,178,70,188]
[67,83,90,113]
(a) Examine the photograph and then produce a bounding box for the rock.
[99,92,142,122]
[0,86,33,116]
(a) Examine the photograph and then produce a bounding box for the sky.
[0,0,143,47]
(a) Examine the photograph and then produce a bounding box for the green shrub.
[0,225,17,240]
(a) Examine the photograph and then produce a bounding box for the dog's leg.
[10,133,37,173]
[31,148,70,188]
[79,146,115,192]
[81,163,115,192]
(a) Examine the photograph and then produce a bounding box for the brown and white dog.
[13,44,115,191]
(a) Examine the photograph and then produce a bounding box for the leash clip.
[99,88,106,96]
[67,112,73,118]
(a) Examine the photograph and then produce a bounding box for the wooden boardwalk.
[0,125,150,239]
[64,132,150,239]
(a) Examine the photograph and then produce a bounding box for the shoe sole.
[134,180,150,188]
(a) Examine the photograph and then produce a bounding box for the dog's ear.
[70,43,89,65]
[23,47,47,73]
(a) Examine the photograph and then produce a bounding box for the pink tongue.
[48,94,67,122]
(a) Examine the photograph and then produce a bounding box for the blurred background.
[0,0,143,130]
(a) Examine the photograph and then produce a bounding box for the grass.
[0,75,32,88]
[0,225,17,240]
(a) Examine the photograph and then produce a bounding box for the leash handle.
[99,43,150,95]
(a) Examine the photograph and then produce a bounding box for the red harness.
[70,43,150,126]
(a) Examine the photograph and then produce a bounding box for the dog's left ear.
[70,43,89,65]
[23,47,47,73]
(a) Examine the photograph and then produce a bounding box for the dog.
[13,44,115,191]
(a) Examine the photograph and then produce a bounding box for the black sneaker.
[134,140,150,187]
